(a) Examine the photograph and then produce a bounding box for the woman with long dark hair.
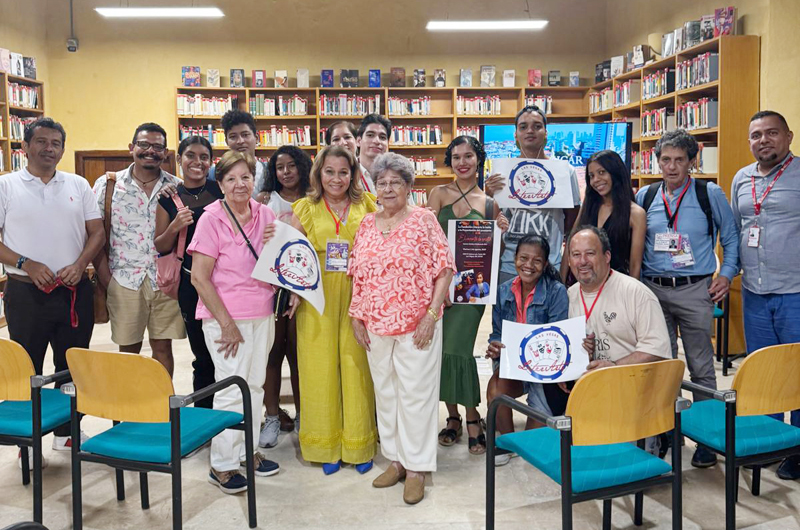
[562,149,645,279]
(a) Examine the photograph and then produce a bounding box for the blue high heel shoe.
[322,460,341,475]
[355,460,374,474]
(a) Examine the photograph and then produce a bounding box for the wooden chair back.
[732,343,800,416]
[66,348,175,423]
[0,339,35,401]
[566,359,685,446]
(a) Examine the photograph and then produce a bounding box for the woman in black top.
[155,136,224,408]
[564,150,645,278]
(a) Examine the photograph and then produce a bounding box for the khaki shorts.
[107,276,186,346]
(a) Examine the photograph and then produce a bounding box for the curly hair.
[263,145,312,195]
[444,135,487,174]
[220,109,257,135]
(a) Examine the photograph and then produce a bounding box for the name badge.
[671,234,696,269]
[747,226,760,248]
[325,239,349,272]
[654,232,682,252]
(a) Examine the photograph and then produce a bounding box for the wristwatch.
[426,307,440,321]
[16,256,28,270]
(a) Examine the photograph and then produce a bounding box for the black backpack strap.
[642,182,661,213]
[694,178,715,238]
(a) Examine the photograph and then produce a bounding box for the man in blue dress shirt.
[636,129,739,469]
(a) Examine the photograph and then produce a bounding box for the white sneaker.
[18,449,48,470]
[52,431,89,452]
[494,450,517,467]
[259,416,280,448]
[294,416,300,434]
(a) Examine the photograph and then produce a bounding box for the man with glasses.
[92,122,185,380]
[208,109,267,197]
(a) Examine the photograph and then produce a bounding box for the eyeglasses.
[134,141,167,152]
[375,180,406,191]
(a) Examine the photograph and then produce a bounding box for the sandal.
[437,415,462,447]
[467,419,487,455]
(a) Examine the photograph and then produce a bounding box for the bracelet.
[426,307,440,321]
[16,256,28,270]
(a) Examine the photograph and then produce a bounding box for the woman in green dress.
[427,135,508,455]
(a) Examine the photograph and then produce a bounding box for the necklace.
[379,206,410,236]
[185,181,207,200]
[132,171,160,186]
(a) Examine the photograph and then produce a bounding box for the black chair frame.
[681,381,800,530]
[486,394,689,530]
[64,375,257,530]
[0,370,71,524]
[713,294,743,376]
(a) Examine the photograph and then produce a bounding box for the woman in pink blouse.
[349,153,455,505]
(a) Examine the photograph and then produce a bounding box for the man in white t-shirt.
[0,117,104,451]
[567,226,671,368]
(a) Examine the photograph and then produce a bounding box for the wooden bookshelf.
[174,85,592,192]
[0,71,45,175]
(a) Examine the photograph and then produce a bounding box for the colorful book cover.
[321,69,334,88]
[480,65,495,87]
[413,69,426,87]
[348,69,359,87]
[297,68,309,88]
[569,71,580,87]
[22,57,36,80]
[459,68,472,87]
[368,69,381,88]
[0,48,9,73]
[434,69,446,87]
[339,69,350,88]
[548,70,561,86]
[274,70,288,88]
[502,69,515,87]
[252,70,266,88]
[700,15,715,41]
[714,7,736,37]
[390,67,405,87]
[181,66,201,87]
[207,69,220,87]
[230,68,245,88]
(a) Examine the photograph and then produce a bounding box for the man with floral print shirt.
[92,123,185,373]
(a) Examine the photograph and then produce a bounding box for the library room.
[1,0,799,529]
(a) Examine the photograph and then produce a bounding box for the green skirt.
[439,303,485,407]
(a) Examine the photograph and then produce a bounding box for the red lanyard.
[751,155,794,217]
[323,198,350,236]
[580,271,612,322]
[361,174,372,192]
[661,178,692,230]
[41,278,79,328]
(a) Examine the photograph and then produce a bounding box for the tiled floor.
[1,315,799,530]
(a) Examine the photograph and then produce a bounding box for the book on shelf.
[0,48,10,72]
[548,70,561,86]
[408,189,428,207]
[321,69,334,88]
[340,69,359,88]
[459,68,472,87]
[569,71,580,87]
[676,52,719,90]
[207,69,220,87]
[528,69,542,87]
[525,95,553,114]
[480,65,496,87]
[641,108,676,137]
[319,93,380,116]
[697,144,719,173]
[632,45,650,68]
[391,125,443,146]
[714,7,737,37]
[684,20,702,48]
[391,67,406,87]
[625,52,635,72]
[674,27,684,52]
[595,63,604,83]
[10,52,23,76]
[230,69,245,88]
[297,68,309,88]
[7,83,39,109]
[676,98,719,130]
[502,69,515,87]
[457,95,502,115]
[388,96,432,116]
[22,57,36,80]
[456,125,481,140]
[177,93,238,116]
[181,66,200,87]
[700,15,715,41]
[610,56,625,78]
[369,69,381,88]
[614,79,641,107]
[274,70,288,88]
[642,68,676,99]
[662,32,675,57]
[409,156,437,176]
[413,69,426,87]
[252,70,266,88]
[434,69,446,87]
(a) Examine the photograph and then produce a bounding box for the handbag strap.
[102,171,117,254]
[172,193,188,259]
[221,199,259,261]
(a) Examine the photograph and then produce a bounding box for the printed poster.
[499,317,589,384]
[251,222,325,315]
[448,219,500,305]
[491,157,575,209]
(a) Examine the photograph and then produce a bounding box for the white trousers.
[367,320,442,472]
[203,317,275,471]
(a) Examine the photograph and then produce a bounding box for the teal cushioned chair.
[64,348,258,530]
[486,359,688,530]
[0,338,72,524]
[682,343,800,530]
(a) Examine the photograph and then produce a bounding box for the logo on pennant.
[518,325,572,381]
[270,239,320,291]
[507,160,556,206]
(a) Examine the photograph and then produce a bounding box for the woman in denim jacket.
[485,234,568,465]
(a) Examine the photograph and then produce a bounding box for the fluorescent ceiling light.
[95,7,225,18]
[427,20,548,31]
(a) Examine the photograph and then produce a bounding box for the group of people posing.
[1,104,798,506]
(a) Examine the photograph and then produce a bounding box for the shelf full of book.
[0,72,44,175]
[175,86,591,192]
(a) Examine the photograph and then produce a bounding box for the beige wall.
[0,0,50,86]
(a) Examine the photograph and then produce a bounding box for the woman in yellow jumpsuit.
[290,145,377,474]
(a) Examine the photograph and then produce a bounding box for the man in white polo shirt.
[0,117,104,450]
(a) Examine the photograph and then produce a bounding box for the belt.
[7,272,90,284]
[646,274,711,288]
[8,273,87,328]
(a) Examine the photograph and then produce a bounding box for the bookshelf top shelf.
[525,86,590,92]
[387,114,454,120]
[176,86,246,92]
[8,105,44,114]
[591,79,613,91]
[6,74,43,86]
